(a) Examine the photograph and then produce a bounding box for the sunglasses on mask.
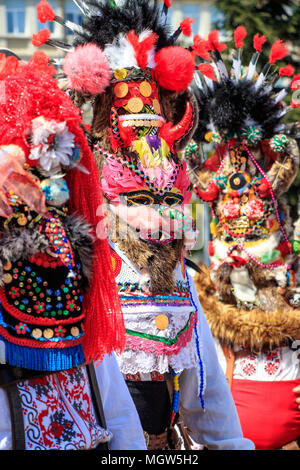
[119,190,184,208]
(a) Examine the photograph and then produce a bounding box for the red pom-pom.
[195,181,220,202]
[180,18,195,37]
[63,43,112,95]
[269,39,289,65]
[279,65,295,77]
[32,28,51,47]
[207,30,227,52]
[234,25,247,48]
[253,33,267,52]
[290,73,300,91]
[163,0,172,7]
[192,35,211,60]
[198,63,217,81]
[154,46,195,92]
[37,0,56,23]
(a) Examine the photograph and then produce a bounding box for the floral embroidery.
[17,366,112,450]
[264,350,281,376]
[16,322,28,335]
[241,354,257,376]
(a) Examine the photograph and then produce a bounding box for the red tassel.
[192,35,211,60]
[198,63,217,81]
[37,0,56,23]
[279,65,295,77]
[180,18,195,37]
[32,28,51,47]
[269,39,289,65]
[253,33,267,52]
[207,30,227,52]
[234,25,247,48]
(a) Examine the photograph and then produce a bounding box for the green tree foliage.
[213,0,300,218]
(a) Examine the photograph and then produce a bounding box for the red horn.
[159,101,194,151]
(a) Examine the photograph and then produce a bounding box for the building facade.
[0,0,216,60]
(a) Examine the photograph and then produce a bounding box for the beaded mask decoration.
[185,26,300,310]
[0,52,124,371]
[33,0,200,245]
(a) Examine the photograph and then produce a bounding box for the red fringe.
[66,127,126,363]
[269,39,289,65]
[234,25,247,49]
[37,0,56,23]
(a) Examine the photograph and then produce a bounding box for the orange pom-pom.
[37,0,56,23]
[269,39,289,65]
[180,18,195,37]
[234,26,247,48]
[32,29,51,47]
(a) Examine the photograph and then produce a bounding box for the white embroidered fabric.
[215,339,300,381]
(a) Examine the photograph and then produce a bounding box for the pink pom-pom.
[154,46,195,92]
[63,43,112,95]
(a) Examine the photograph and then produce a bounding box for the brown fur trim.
[108,208,183,294]
[194,264,300,351]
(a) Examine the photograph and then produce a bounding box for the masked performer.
[185,26,300,450]
[0,49,146,450]
[31,0,257,450]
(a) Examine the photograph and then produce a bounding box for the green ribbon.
[126,312,194,345]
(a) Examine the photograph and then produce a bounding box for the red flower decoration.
[9,286,20,299]
[16,322,28,335]
[221,201,241,219]
[244,199,264,220]
[66,300,77,311]
[55,325,66,337]
[33,301,45,313]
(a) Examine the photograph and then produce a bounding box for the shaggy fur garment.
[194,264,300,351]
